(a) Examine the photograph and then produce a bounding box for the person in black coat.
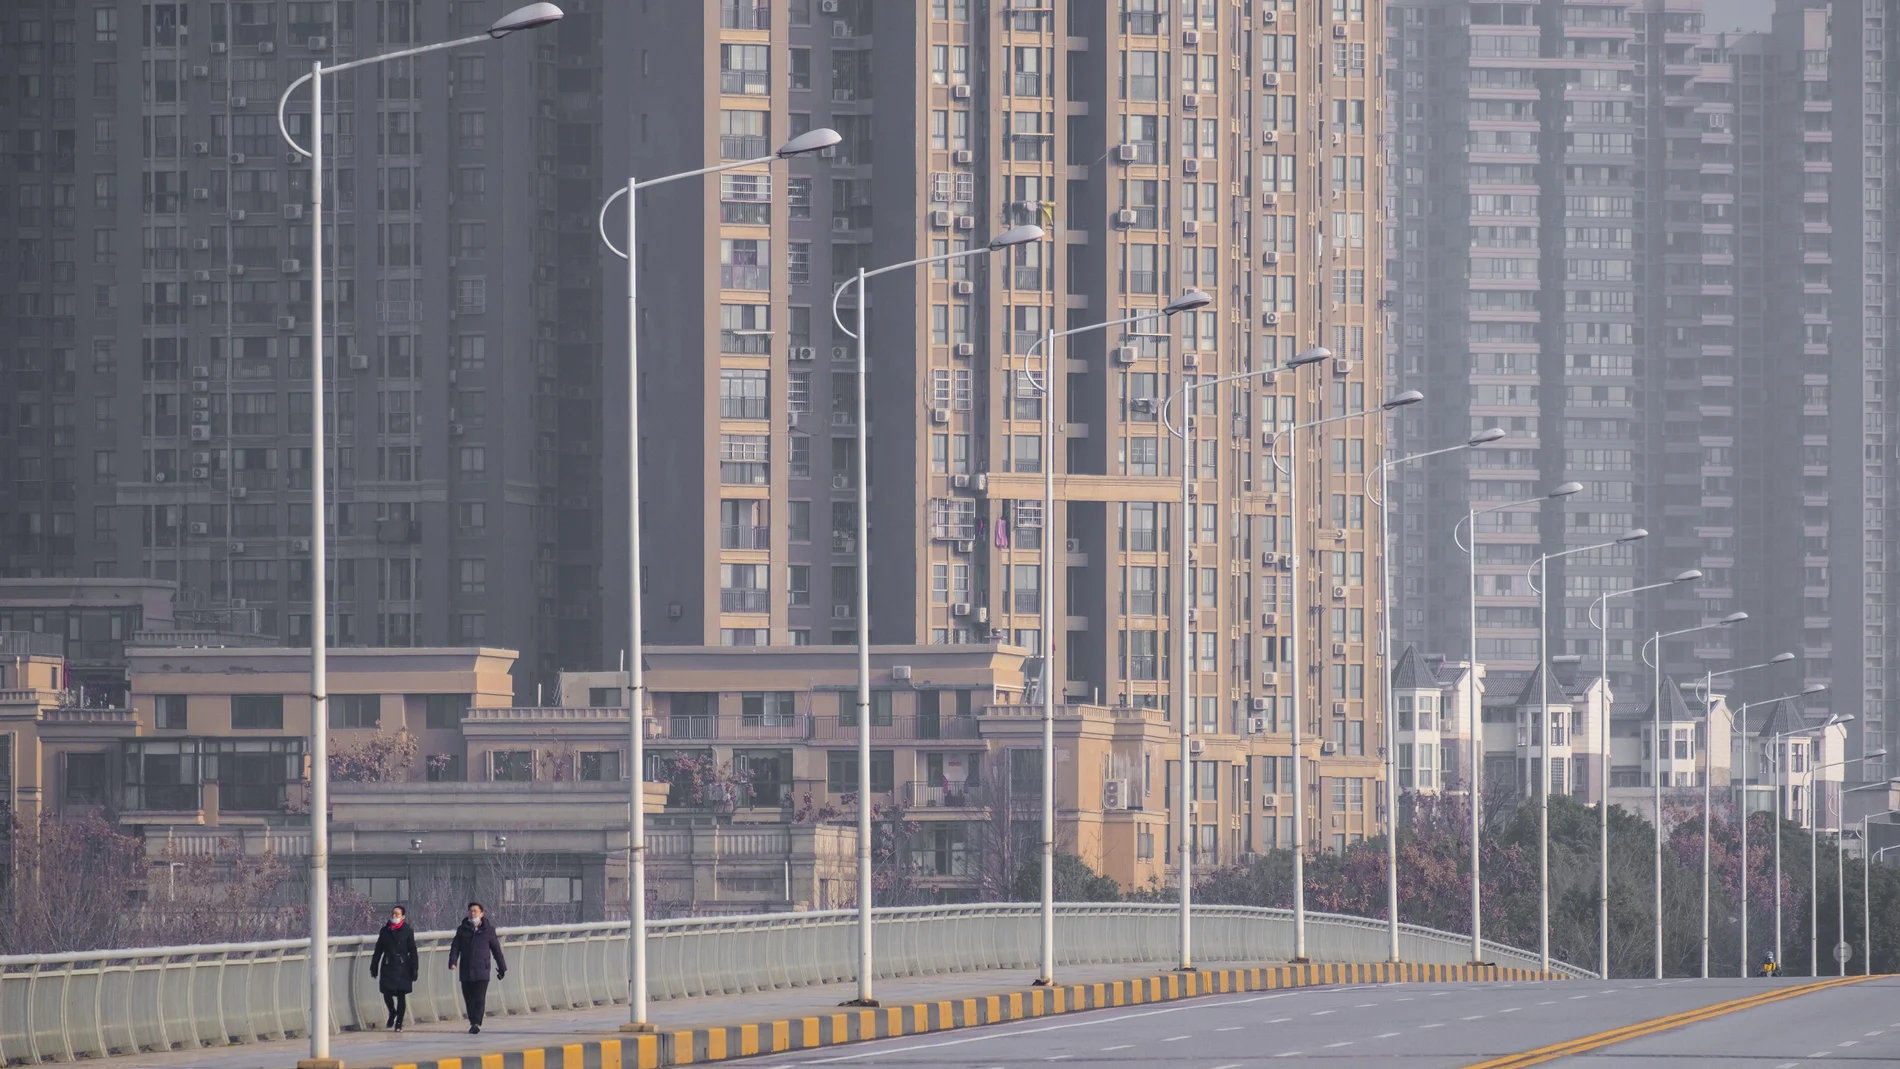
[446,902,506,1034]
[367,905,419,1031]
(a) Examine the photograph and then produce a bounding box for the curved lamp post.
[595,124,840,1030]
[1526,528,1648,973]
[274,9,564,1064]
[1451,480,1583,963]
[1807,751,1886,974]
[1018,289,1210,984]
[1257,377,1423,963]
[1734,685,1830,974]
[829,224,1044,1005]
[1365,427,1506,962]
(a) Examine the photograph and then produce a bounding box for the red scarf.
[389,919,404,930]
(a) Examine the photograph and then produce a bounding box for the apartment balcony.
[902,779,991,812]
[805,713,983,743]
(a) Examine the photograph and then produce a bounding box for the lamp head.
[776,128,843,157]
[1615,528,1649,543]
[1770,652,1796,664]
[1288,345,1331,368]
[1807,684,1832,696]
[1549,481,1585,498]
[1869,749,1890,761]
[489,2,564,37]
[1380,389,1425,410]
[1671,568,1703,583]
[1163,289,1213,315]
[1720,611,1749,625]
[1468,427,1507,446]
[988,224,1044,250]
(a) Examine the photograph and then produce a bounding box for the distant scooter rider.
[1758,950,1779,977]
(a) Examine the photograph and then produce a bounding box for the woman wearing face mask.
[368,905,419,1031]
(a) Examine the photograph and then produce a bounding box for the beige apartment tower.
[606,0,1390,858]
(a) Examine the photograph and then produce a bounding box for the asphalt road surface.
[719,975,1900,1068]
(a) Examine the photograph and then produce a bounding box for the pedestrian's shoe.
[470,1025,481,1034]
[385,1012,396,1029]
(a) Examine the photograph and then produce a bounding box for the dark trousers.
[381,991,407,1026]
[461,980,490,1027]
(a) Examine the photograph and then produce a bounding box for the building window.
[329,694,381,729]
[424,693,471,728]
[231,694,284,730]
[742,691,796,726]
[155,693,187,730]
[492,751,534,782]
[720,369,770,419]
[827,748,895,793]
[719,44,770,95]
[720,434,770,484]
[719,109,769,159]
[63,752,112,805]
[579,751,623,781]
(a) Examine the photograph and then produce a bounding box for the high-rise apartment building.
[613,0,1393,855]
[1385,0,1741,715]
[0,0,594,700]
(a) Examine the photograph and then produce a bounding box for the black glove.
[369,967,378,978]
[496,968,506,981]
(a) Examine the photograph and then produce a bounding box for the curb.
[380,962,1557,1069]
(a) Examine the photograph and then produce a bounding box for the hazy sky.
[1702,0,1773,32]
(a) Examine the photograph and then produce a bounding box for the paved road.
[722,976,1900,1068]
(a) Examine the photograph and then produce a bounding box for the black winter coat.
[369,921,419,994]
[448,918,506,983]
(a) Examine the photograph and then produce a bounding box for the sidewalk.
[105,963,1175,1069]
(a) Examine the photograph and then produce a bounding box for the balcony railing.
[644,712,809,743]
[720,264,767,290]
[720,589,770,613]
[805,713,982,742]
[903,779,990,809]
[720,525,770,550]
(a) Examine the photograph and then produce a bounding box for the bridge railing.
[0,903,1589,1064]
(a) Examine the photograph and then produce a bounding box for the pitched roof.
[1391,644,1439,689]
[1640,675,1702,723]
[1748,696,1823,738]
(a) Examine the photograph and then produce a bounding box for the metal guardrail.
[0,904,1589,1064]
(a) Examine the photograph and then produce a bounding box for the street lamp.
[596,123,839,1031]
[1808,752,1886,975]
[1258,377,1422,963]
[1764,706,1845,971]
[1840,789,1897,976]
[1639,611,1748,978]
[829,224,1044,1005]
[1526,529,1647,974]
[1728,682,1824,975]
[1863,813,1900,976]
[273,9,563,1064]
[1451,480,1582,964]
[1687,652,1795,978]
[1365,427,1507,962]
[1019,290,1210,985]
[1589,568,1699,979]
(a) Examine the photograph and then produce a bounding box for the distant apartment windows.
[1123,50,1160,101]
[720,303,771,354]
[232,694,285,731]
[719,44,770,95]
[719,110,769,160]
[720,369,769,420]
[719,239,770,290]
[789,48,812,91]
[720,564,770,613]
[721,435,770,485]
[1122,114,1160,164]
[787,178,813,219]
[719,173,771,225]
[330,695,381,730]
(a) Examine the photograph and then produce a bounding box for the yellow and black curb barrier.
[1458,974,1875,1069]
[382,961,1556,1069]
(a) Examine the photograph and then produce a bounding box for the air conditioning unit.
[820,0,839,11]
[952,602,972,617]
[1261,795,1277,808]
[189,426,211,441]
[954,149,974,164]
[192,452,211,465]
[954,216,976,231]
[229,95,248,108]
[1262,614,1277,629]
[1183,30,1201,46]
[229,153,246,165]
[1333,359,1354,376]
[231,487,247,499]
[191,380,209,394]
[1249,716,1268,734]
[833,473,851,489]
[953,474,971,489]
[190,467,210,480]
[1182,158,1201,175]
[954,280,975,296]
[292,538,312,552]
[193,238,211,251]
[1264,251,1280,266]
[229,263,245,277]
[258,40,275,52]
[191,188,210,201]
[189,522,210,535]
[832,604,852,619]
[930,210,952,228]
[192,141,210,155]
[931,408,950,424]
[230,542,247,554]
[1321,741,1338,755]
[192,294,211,307]
[1262,194,1277,209]
[349,354,370,370]
[210,42,227,54]
[284,204,303,220]
[1182,94,1200,111]
[952,84,972,100]
[956,540,975,555]
[1333,642,1347,657]
[1333,586,1347,599]
[1116,144,1139,162]
[1263,311,1280,326]
[191,396,210,410]
[1115,209,1138,226]
[1065,537,1081,553]
[449,422,465,436]
[1113,347,1138,365]
[1183,220,1200,237]
[1332,702,1348,716]
[1264,71,1280,87]
[790,347,815,361]
[1333,24,1347,38]
[307,35,329,50]
[1182,352,1198,368]
[191,365,211,378]
[1262,130,1278,144]
[193,270,212,283]
[1263,11,1277,24]
[275,316,296,330]
[1262,672,1278,686]
[191,411,210,425]
[832,346,851,361]
[1189,738,1205,755]
[891,665,912,681]
[281,259,301,273]
[192,65,210,78]
[955,342,975,357]
[1103,779,1129,810]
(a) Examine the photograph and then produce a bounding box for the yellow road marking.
[1459,976,1875,1069]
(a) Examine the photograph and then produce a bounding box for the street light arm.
[597,153,785,260]
[1526,534,1643,594]
[1587,579,1678,630]
[1262,404,1386,475]
[1021,308,1172,396]
[1365,440,1488,506]
[1452,492,1570,553]
[829,243,1009,339]
[276,33,496,158]
[1163,367,1292,439]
